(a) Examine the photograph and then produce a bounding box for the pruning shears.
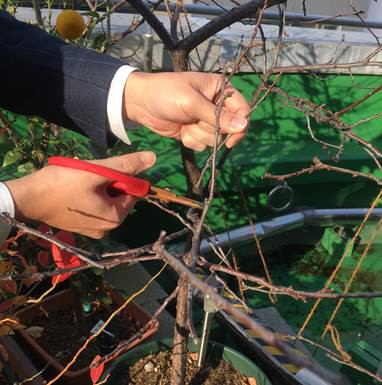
[48,156,204,210]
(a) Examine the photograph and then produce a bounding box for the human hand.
[123,72,250,151]
[5,152,156,239]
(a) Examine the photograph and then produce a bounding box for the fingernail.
[139,151,156,167]
[231,116,247,131]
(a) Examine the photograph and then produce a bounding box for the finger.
[187,91,248,136]
[182,124,222,147]
[93,151,156,175]
[85,230,107,239]
[191,107,244,135]
[196,120,218,134]
[181,128,207,152]
[226,132,247,148]
[112,194,137,220]
[223,88,251,118]
[191,107,246,149]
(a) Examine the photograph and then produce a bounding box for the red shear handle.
[48,156,151,197]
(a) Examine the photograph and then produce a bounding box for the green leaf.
[81,11,100,19]
[102,294,112,305]
[335,181,365,206]
[2,149,21,167]
[17,162,33,174]
[92,34,106,50]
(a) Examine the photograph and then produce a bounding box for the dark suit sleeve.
[0,10,124,147]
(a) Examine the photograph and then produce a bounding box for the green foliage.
[92,33,107,51]
[73,270,113,308]
[236,223,382,341]
[0,109,96,180]
[81,11,100,19]
[2,149,21,168]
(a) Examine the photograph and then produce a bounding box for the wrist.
[123,71,147,123]
[5,173,44,222]
[0,182,15,218]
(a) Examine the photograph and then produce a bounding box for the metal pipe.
[143,33,153,72]
[116,1,382,30]
[200,208,382,253]
[197,309,214,367]
[197,277,222,368]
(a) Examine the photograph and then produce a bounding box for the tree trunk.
[170,48,202,385]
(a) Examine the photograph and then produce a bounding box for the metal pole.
[143,24,153,72]
[199,208,382,254]
[197,297,215,368]
[114,1,382,30]
[197,277,223,368]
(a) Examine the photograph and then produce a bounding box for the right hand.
[123,72,250,151]
[5,152,156,239]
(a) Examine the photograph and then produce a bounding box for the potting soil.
[34,304,141,370]
[119,350,255,385]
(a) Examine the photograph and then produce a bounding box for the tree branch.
[200,260,382,300]
[175,0,286,52]
[263,157,382,185]
[126,0,176,48]
[153,233,350,385]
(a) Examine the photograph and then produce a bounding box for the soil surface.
[34,305,141,370]
[119,350,255,385]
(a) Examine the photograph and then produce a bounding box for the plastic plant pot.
[102,338,273,385]
[0,335,45,385]
[13,287,159,385]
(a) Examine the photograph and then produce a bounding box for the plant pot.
[0,335,45,385]
[103,339,273,385]
[13,287,159,385]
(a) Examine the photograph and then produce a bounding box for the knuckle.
[195,144,207,152]
[121,157,138,174]
[181,130,193,147]
[89,231,105,240]
[177,97,193,112]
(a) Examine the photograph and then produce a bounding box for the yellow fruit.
[56,10,85,40]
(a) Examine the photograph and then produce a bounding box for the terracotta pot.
[14,287,159,385]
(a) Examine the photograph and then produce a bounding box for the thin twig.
[45,264,167,385]
[0,215,102,269]
[153,233,349,385]
[200,260,382,300]
[263,157,382,186]
[287,335,382,384]
[95,286,179,366]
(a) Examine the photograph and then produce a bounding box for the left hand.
[5,152,156,239]
[123,71,250,151]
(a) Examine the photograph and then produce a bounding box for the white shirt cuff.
[0,182,15,245]
[107,65,139,145]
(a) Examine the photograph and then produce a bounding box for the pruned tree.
[1,1,382,385]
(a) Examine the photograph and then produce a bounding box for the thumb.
[94,151,156,175]
[190,95,247,135]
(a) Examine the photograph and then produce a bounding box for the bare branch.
[127,0,176,48]
[175,0,287,52]
[263,157,382,185]
[200,260,382,300]
[153,233,350,385]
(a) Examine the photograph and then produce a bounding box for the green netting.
[1,72,382,235]
[222,222,382,384]
[124,73,382,232]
